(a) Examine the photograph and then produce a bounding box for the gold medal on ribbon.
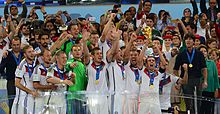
[136,80,141,85]
[189,64,193,68]
[95,80,99,85]
[150,85,154,89]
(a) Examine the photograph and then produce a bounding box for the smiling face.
[199,47,208,58]
[183,8,191,17]
[92,49,103,64]
[164,38,172,47]
[194,39,201,47]
[143,1,152,13]
[208,41,217,49]
[209,50,219,61]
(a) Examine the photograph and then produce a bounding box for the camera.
[111,10,118,13]
[113,4,121,9]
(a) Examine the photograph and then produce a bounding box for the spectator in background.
[136,0,152,27]
[0,38,23,113]
[4,0,27,22]
[128,6,137,27]
[200,0,220,22]
[198,45,219,114]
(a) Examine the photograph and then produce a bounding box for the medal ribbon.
[130,67,141,82]
[95,64,102,81]
[148,71,156,86]
[153,53,160,68]
[70,38,76,45]
[26,61,34,78]
[186,48,195,66]
[56,65,64,80]
[41,63,48,73]
[117,62,125,79]
[12,51,22,66]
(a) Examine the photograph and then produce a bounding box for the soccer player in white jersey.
[159,64,188,114]
[138,46,188,114]
[11,45,38,114]
[104,29,125,114]
[98,13,116,61]
[83,29,110,114]
[123,33,143,114]
[46,50,74,114]
[32,49,58,113]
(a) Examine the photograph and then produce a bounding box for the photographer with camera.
[157,11,175,32]
[28,6,47,21]
[4,0,27,22]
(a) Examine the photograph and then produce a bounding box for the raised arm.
[137,41,148,69]
[82,29,91,65]
[177,19,188,34]
[50,33,72,54]
[123,32,137,63]
[154,44,168,67]
[200,0,208,14]
[190,0,198,17]
[100,13,116,43]
[18,0,27,18]
[7,16,16,40]
[4,0,10,19]
[106,30,122,62]
[137,0,144,15]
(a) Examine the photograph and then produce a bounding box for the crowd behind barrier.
[0,0,220,114]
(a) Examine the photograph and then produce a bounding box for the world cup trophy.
[142,26,153,47]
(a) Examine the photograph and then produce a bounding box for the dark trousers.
[182,78,202,114]
[7,80,16,114]
[199,91,215,114]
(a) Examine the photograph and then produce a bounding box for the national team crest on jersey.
[39,68,47,76]
[54,70,68,80]
[25,66,34,73]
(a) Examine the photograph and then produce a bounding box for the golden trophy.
[142,26,153,47]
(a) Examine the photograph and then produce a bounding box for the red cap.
[137,35,145,40]
[194,34,201,39]
[162,35,173,39]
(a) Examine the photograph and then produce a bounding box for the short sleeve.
[15,66,24,78]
